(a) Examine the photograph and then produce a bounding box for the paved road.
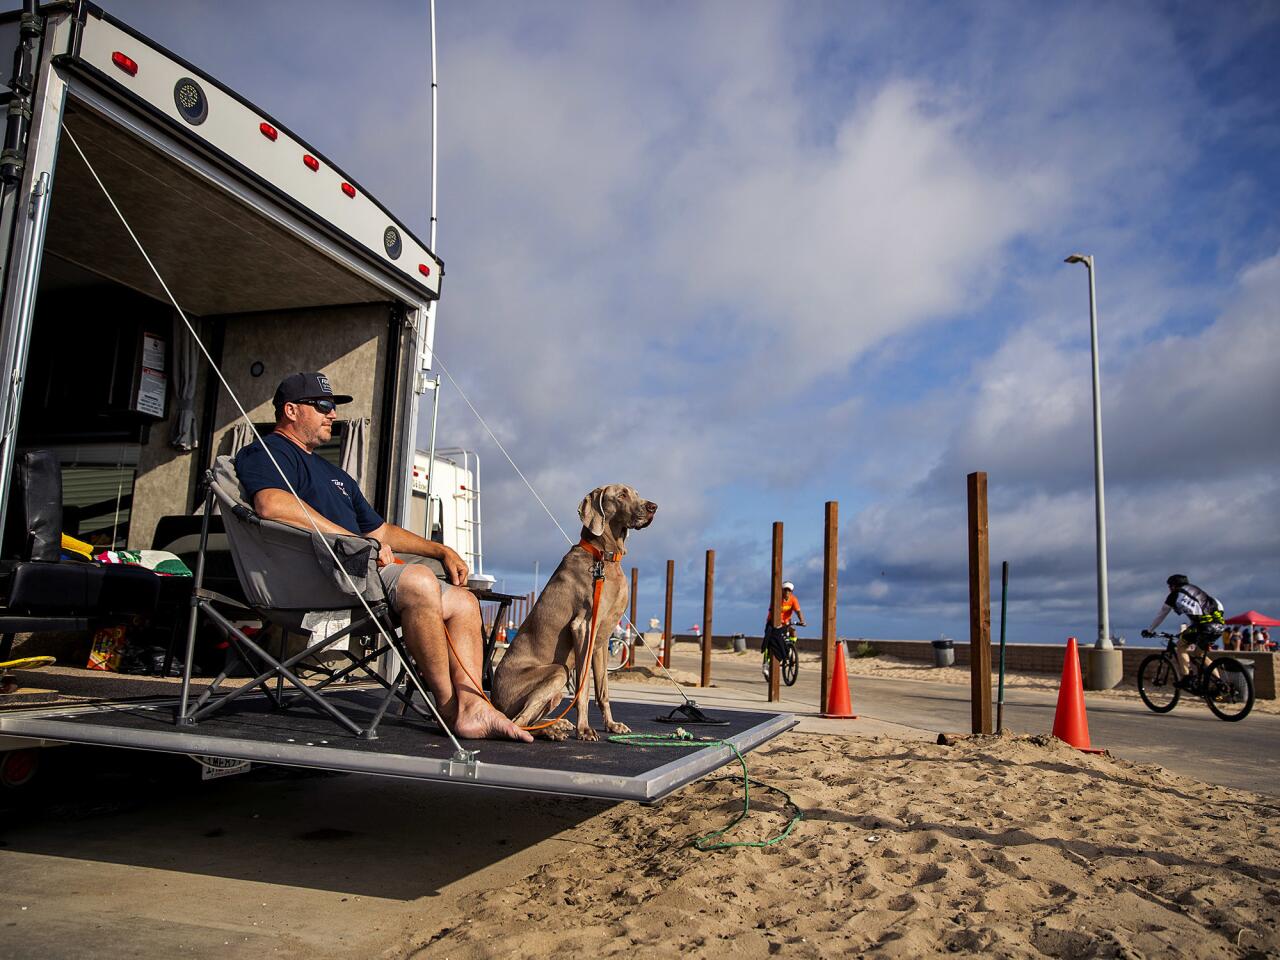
[653,646,1280,795]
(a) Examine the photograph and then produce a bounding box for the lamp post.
[1064,254,1120,689]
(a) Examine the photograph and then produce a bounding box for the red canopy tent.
[1224,610,1280,626]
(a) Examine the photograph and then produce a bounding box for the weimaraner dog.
[491,484,657,740]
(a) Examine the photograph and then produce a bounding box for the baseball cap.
[273,371,353,408]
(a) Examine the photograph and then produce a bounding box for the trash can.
[732,633,747,653]
[1227,658,1255,701]
[931,638,955,668]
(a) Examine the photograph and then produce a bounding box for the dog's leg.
[592,630,630,735]
[510,665,573,740]
[572,612,600,741]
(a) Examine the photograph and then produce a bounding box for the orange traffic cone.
[1052,636,1104,753]
[821,641,857,719]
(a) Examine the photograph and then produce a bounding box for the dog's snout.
[645,501,657,514]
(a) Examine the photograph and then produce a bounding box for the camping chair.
[175,456,430,739]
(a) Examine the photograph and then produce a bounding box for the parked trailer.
[0,3,790,796]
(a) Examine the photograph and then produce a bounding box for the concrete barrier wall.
[666,633,1276,700]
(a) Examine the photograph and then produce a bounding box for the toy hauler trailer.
[0,3,791,799]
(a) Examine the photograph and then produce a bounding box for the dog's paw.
[576,726,600,742]
[540,719,573,741]
[606,720,631,735]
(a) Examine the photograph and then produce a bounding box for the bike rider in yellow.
[1142,574,1225,689]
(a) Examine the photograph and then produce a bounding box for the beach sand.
[401,731,1280,958]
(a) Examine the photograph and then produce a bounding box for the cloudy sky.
[61,1,1280,642]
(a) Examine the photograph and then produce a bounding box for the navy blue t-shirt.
[235,433,383,535]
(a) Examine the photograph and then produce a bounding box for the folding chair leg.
[360,667,407,740]
[177,483,216,726]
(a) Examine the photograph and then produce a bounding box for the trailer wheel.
[0,748,40,790]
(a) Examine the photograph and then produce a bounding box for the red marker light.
[302,154,319,171]
[111,52,138,76]
[341,182,356,198]
[418,263,432,277]
[259,122,278,141]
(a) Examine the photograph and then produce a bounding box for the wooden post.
[701,550,715,687]
[769,521,783,702]
[663,559,674,669]
[629,566,638,669]
[968,471,992,734]
[821,500,838,711]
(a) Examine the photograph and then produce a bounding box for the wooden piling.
[701,550,715,687]
[821,500,839,711]
[663,559,674,669]
[769,521,783,702]
[968,471,993,734]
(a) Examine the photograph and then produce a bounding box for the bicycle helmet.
[1167,574,1189,588]
[782,581,795,591]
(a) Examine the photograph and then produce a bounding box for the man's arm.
[254,488,354,537]
[367,522,469,585]
[1143,604,1172,636]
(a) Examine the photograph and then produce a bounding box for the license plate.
[190,754,252,780]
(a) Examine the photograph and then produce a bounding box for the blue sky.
[44,1,1280,641]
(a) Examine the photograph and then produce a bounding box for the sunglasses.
[294,398,336,414]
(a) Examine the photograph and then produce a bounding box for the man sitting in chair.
[236,372,532,743]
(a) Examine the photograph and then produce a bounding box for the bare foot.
[452,701,533,742]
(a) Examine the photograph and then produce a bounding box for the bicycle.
[761,623,800,687]
[605,627,633,673]
[1137,631,1254,722]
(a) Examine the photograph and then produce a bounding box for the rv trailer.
[0,2,792,798]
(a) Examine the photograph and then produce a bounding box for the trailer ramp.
[0,694,795,802]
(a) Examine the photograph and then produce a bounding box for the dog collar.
[578,539,623,563]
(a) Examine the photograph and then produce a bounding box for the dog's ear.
[578,487,607,536]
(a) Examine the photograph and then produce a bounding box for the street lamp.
[1064,254,1119,688]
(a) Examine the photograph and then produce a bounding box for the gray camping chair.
[175,456,428,738]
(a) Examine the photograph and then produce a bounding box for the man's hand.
[369,538,395,568]
[440,545,469,586]
[798,620,807,628]
[1141,630,1154,638]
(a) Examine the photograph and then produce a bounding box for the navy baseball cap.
[273,372,353,407]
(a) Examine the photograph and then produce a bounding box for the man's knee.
[442,582,481,620]
[392,565,443,611]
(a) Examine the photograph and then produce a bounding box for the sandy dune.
[401,731,1280,958]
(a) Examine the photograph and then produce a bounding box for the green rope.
[608,729,803,850]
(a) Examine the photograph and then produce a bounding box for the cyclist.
[761,581,806,679]
[1141,574,1225,689]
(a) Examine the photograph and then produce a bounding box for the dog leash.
[442,541,615,732]
[608,728,803,850]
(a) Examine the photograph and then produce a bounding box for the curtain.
[225,422,255,457]
[169,315,199,451]
[339,417,369,490]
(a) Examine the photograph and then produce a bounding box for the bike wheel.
[606,636,628,673]
[1203,657,1253,722]
[781,645,799,686]
[1137,654,1180,713]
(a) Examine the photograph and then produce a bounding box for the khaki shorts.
[377,555,449,611]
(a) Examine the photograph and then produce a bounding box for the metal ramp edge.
[0,698,797,803]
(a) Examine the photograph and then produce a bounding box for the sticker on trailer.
[190,754,252,780]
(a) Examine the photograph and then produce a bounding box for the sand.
[399,731,1280,959]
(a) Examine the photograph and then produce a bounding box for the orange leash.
[440,561,607,732]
